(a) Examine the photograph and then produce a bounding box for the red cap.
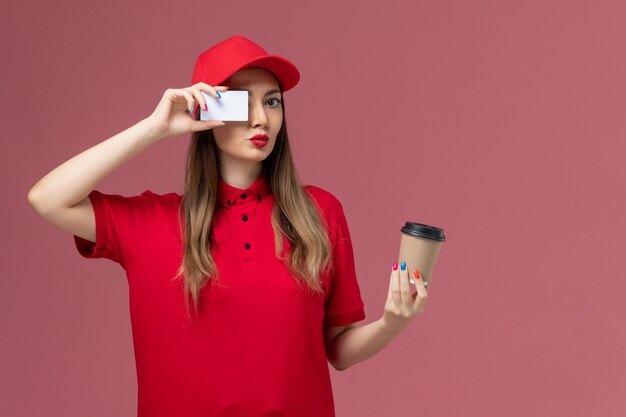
[191,35,301,92]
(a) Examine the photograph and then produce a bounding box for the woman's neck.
[219,162,263,190]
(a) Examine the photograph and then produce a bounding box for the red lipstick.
[249,134,269,148]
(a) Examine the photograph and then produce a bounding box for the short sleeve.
[323,196,366,327]
[73,189,156,269]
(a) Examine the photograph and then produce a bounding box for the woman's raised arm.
[27,84,227,241]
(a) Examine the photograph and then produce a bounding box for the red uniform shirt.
[73,174,366,417]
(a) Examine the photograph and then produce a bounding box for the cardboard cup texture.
[398,222,446,289]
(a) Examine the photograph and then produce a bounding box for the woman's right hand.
[145,83,229,140]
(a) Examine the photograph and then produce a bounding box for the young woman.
[28,35,428,417]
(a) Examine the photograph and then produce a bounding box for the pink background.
[3,0,625,416]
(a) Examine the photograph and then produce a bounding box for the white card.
[199,90,248,121]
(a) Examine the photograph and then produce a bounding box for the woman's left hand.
[381,262,428,334]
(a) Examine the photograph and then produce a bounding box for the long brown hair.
[172,92,333,320]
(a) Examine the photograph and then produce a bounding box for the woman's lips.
[249,134,269,148]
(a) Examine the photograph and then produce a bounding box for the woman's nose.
[248,101,268,126]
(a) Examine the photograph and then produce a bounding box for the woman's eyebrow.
[231,88,281,96]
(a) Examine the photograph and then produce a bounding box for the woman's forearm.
[28,118,165,212]
[329,317,404,371]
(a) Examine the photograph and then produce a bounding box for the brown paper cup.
[398,222,446,289]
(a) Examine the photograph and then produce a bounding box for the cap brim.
[221,55,301,92]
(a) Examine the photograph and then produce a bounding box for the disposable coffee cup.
[398,222,446,289]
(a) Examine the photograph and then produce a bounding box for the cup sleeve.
[323,198,366,327]
[73,189,153,269]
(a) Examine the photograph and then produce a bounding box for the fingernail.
[203,103,208,111]
[189,105,194,113]
[413,270,422,279]
[216,91,222,99]
[400,262,406,271]
[392,262,398,271]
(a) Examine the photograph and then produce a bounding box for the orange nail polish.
[413,270,422,279]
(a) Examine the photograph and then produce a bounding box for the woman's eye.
[267,98,282,107]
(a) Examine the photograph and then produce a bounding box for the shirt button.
[241,193,247,199]
[244,243,251,249]
[242,215,248,222]
[226,200,231,206]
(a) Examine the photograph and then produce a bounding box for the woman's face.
[212,67,283,165]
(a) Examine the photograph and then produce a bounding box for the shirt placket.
[235,191,259,273]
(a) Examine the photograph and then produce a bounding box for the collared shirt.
[73,174,366,417]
